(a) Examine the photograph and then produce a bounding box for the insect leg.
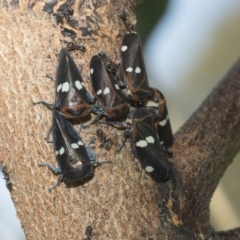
[45,74,55,82]
[38,163,63,191]
[117,128,131,153]
[38,162,61,173]
[86,138,96,163]
[33,101,56,109]
[85,138,111,165]
[48,175,64,192]
[83,105,105,128]
[77,123,83,134]
[45,126,53,143]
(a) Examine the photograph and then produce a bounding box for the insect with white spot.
[144,87,174,149]
[38,110,110,192]
[88,55,129,125]
[119,33,151,103]
[100,107,169,182]
[34,48,97,119]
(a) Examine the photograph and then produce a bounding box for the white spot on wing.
[75,80,83,90]
[126,67,133,72]
[146,136,155,144]
[103,87,110,95]
[146,100,159,108]
[78,141,83,146]
[125,89,131,95]
[121,45,128,52]
[160,141,164,145]
[57,84,62,92]
[136,140,148,148]
[90,68,94,74]
[145,166,154,173]
[135,67,141,73]
[159,115,169,126]
[125,117,132,124]
[97,89,102,95]
[62,82,70,92]
[71,143,79,149]
[59,147,65,155]
[55,151,59,155]
[115,84,120,90]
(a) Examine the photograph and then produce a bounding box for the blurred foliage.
[136,0,168,44]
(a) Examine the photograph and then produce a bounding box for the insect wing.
[120,33,150,102]
[52,110,93,181]
[148,88,173,148]
[55,48,92,118]
[90,55,129,118]
[132,108,169,182]
[157,94,173,148]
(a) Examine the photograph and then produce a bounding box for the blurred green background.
[136,0,168,43]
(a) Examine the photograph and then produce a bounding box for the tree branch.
[0,0,239,239]
[216,227,240,240]
[157,55,240,238]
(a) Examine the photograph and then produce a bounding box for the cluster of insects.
[34,32,173,191]
[33,6,174,239]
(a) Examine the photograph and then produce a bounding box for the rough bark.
[216,227,240,240]
[0,1,239,240]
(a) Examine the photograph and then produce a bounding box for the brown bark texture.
[0,1,239,240]
[216,227,240,240]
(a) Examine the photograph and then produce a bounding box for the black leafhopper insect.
[88,55,129,124]
[119,33,151,103]
[34,48,97,119]
[38,110,110,191]
[100,107,169,182]
[144,87,174,148]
